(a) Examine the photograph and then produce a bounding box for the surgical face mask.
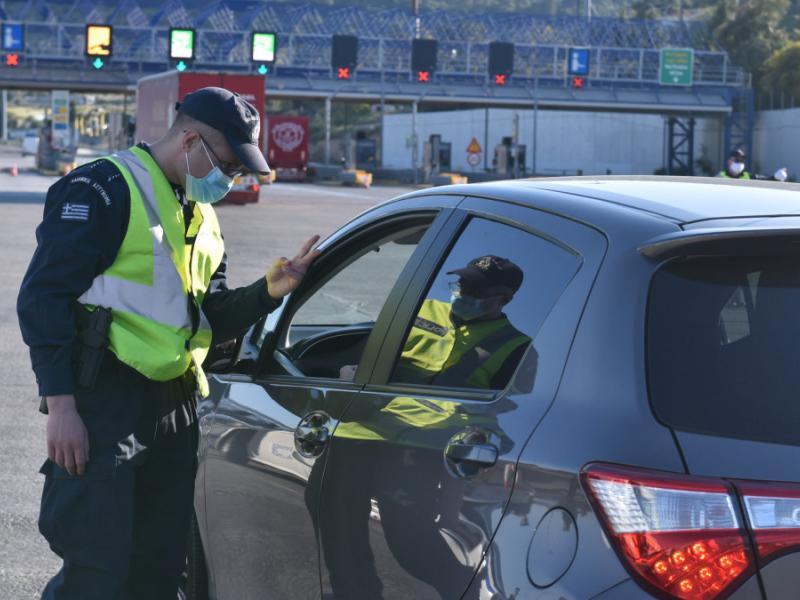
[450,293,488,322]
[185,140,234,204]
[729,161,746,176]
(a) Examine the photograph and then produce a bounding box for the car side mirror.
[204,315,275,376]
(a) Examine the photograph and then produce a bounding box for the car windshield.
[648,256,800,446]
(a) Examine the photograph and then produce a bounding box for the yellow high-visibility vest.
[718,170,751,179]
[78,146,225,396]
[395,299,531,389]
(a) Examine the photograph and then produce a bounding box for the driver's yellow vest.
[395,299,531,389]
[77,146,225,396]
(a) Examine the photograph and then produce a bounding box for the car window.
[390,217,580,392]
[648,256,800,446]
[278,223,430,378]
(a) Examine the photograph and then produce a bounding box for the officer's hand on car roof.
[265,235,322,300]
[45,394,90,477]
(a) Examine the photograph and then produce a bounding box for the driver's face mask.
[185,139,234,204]
[450,293,489,322]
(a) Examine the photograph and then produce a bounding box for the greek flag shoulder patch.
[61,202,90,222]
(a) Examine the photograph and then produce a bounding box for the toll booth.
[355,131,377,170]
[423,134,453,181]
[494,136,526,178]
[342,131,378,170]
[36,118,77,175]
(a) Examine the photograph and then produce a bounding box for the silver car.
[188,177,800,599]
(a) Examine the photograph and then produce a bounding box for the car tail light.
[582,464,755,600]
[737,481,800,565]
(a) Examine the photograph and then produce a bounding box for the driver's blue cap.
[176,86,270,175]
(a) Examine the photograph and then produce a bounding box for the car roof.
[422,176,800,226]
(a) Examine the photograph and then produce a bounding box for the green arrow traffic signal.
[176,60,187,72]
[258,64,269,75]
[92,57,104,69]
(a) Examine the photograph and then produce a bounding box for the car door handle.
[445,441,498,467]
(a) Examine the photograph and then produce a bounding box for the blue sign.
[568,48,590,76]
[2,24,24,52]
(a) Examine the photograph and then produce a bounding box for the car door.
[316,198,606,599]
[200,196,463,600]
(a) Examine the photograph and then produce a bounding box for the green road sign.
[252,32,276,63]
[659,48,694,86]
[169,28,195,60]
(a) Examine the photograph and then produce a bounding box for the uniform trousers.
[38,353,198,600]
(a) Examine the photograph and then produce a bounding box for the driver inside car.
[340,255,532,390]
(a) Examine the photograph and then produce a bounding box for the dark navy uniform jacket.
[17,145,280,397]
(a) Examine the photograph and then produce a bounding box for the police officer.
[17,87,320,599]
[340,255,532,389]
[394,255,532,389]
[718,148,751,179]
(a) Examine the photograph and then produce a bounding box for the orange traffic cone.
[10,163,18,176]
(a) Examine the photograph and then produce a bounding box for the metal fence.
[756,89,800,112]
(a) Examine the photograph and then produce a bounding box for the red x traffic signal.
[417,70,429,83]
[5,53,19,67]
[494,74,506,86]
[572,76,584,88]
[337,67,350,79]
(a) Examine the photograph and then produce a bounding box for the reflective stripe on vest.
[80,150,192,330]
[78,147,224,396]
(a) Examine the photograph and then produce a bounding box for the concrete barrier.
[431,172,468,186]
[339,169,373,188]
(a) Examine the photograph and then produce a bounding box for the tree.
[762,42,800,98]
[710,0,789,81]
[632,0,661,19]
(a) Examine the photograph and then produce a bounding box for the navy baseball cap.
[448,255,524,293]
[176,87,270,175]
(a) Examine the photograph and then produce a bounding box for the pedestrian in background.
[718,148,751,179]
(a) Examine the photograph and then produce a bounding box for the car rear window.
[648,256,800,446]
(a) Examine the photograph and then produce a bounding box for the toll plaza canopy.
[0,0,743,115]
[263,76,732,115]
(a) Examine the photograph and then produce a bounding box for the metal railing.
[14,22,745,88]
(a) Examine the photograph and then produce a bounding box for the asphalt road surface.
[0,144,413,598]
